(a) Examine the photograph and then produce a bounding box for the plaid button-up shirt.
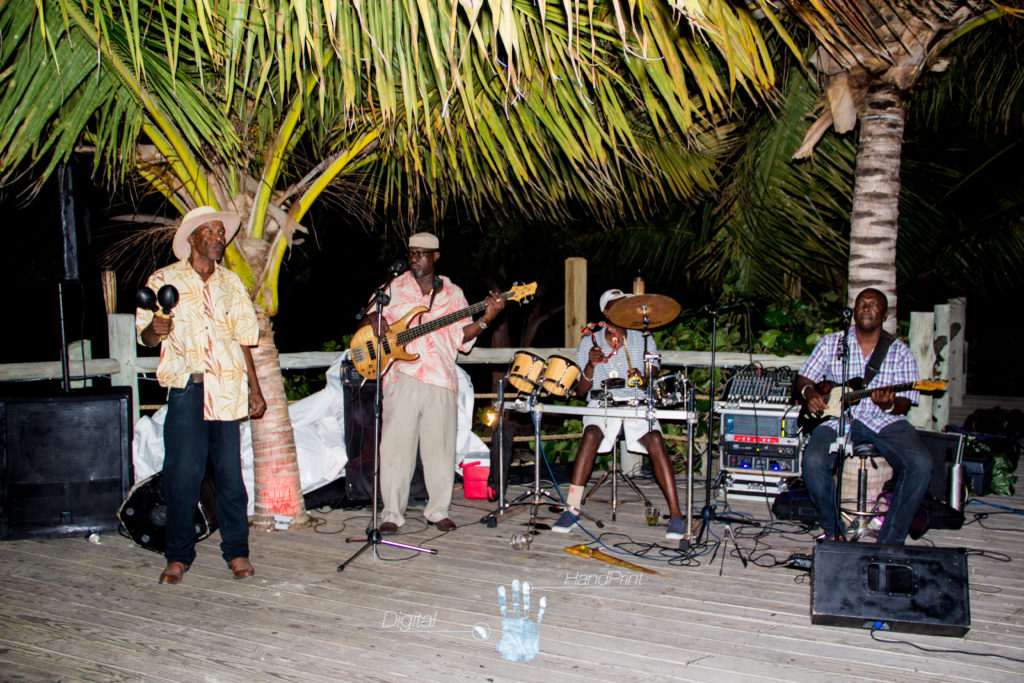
[799,328,920,434]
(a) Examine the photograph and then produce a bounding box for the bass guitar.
[349,282,537,380]
[800,377,947,430]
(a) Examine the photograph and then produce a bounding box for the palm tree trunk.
[847,84,906,334]
[250,313,305,528]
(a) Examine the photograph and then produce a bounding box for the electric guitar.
[349,282,537,380]
[799,377,947,430]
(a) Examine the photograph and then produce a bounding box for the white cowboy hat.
[172,206,242,260]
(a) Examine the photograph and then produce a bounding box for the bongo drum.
[507,350,546,394]
[540,355,581,398]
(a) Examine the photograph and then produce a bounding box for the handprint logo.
[495,579,546,663]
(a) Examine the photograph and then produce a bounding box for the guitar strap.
[427,276,443,312]
[862,331,895,388]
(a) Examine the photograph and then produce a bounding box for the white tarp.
[132,353,491,514]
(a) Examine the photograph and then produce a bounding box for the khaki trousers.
[380,372,457,526]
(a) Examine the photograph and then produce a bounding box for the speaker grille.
[1,390,132,539]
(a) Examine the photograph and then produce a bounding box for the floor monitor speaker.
[1,389,132,539]
[811,540,970,637]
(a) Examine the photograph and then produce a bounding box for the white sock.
[566,485,584,513]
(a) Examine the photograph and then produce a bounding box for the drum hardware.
[584,440,653,522]
[480,353,599,531]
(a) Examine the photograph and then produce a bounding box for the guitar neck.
[846,381,918,402]
[394,299,491,346]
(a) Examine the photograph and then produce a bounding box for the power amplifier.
[724,472,791,499]
[719,408,802,476]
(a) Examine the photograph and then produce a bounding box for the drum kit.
[483,290,695,530]
[504,292,689,413]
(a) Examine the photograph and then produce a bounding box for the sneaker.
[665,517,687,540]
[551,509,579,533]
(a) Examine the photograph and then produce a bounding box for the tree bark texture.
[250,313,305,528]
[848,84,906,334]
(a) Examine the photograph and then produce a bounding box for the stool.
[583,440,652,521]
[839,442,893,540]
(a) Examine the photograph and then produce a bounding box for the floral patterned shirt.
[379,272,476,393]
[136,260,259,420]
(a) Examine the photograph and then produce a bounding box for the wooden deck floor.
[2,469,1023,682]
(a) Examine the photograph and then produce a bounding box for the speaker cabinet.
[1,389,133,539]
[340,360,425,504]
[811,541,970,637]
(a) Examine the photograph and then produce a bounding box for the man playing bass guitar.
[361,232,505,535]
[794,288,933,545]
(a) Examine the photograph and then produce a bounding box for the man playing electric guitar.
[361,232,505,535]
[794,288,933,545]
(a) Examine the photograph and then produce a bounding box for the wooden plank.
[0,357,120,381]
[1,469,1022,681]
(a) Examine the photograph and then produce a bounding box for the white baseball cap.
[599,288,627,312]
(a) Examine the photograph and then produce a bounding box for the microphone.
[388,259,408,276]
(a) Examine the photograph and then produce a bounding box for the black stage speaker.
[1,389,132,539]
[118,470,217,554]
[811,541,970,637]
[2,164,82,282]
[340,360,425,504]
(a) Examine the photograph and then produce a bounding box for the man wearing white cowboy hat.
[361,231,505,534]
[552,288,687,540]
[137,205,266,584]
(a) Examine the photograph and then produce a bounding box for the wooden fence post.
[933,303,951,431]
[908,311,935,430]
[108,313,140,425]
[565,257,587,347]
[947,297,966,407]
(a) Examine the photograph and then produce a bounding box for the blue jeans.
[802,420,933,544]
[163,380,249,565]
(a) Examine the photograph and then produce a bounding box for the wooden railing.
[1,298,967,432]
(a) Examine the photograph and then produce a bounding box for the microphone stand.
[691,299,760,546]
[830,311,853,541]
[338,272,436,571]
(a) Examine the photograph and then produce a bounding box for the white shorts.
[582,409,662,454]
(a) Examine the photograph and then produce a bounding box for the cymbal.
[605,294,681,330]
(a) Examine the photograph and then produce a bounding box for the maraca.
[136,285,179,340]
